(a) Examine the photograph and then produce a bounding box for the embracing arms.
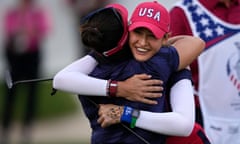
[53,35,204,104]
[54,60,195,136]
[53,36,197,136]
[53,55,162,104]
[98,77,195,136]
[54,35,204,100]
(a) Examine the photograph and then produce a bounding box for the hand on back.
[117,74,163,105]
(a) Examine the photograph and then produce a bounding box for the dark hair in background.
[80,8,123,54]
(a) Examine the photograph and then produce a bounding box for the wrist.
[107,80,118,97]
[120,106,133,123]
[115,81,123,97]
[120,106,140,128]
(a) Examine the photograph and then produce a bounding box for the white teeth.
[137,48,148,52]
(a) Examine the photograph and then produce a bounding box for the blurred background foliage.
[0,81,79,122]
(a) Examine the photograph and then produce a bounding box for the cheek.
[129,33,137,45]
[151,41,162,51]
[153,45,161,52]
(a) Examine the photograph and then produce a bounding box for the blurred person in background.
[1,0,51,143]
[170,0,240,143]
[66,0,110,18]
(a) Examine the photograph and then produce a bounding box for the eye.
[133,29,142,34]
[147,34,157,40]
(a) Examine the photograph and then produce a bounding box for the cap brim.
[129,21,165,39]
[103,3,129,56]
[106,3,128,19]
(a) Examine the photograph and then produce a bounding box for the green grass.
[0,81,79,122]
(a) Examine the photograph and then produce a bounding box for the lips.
[132,47,151,62]
[137,47,148,52]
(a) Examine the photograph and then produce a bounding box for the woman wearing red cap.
[54,2,207,144]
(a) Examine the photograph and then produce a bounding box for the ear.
[162,33,171,46]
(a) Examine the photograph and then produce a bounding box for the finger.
[144,85,164,92]
[98,109,102,116]
[140,98,158,105]
[101,121,108,128]
[99,117,110,128]
[98,105,104,115]
[97,116,104,124]
[145,79,163,86]
[144,92,162,98]
[134,74,152,80]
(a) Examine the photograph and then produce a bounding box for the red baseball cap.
[103,3,129,56]
[129,1,170,39]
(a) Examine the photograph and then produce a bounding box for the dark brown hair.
[80,8,124,54]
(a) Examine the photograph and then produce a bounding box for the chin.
[135,57,148,62]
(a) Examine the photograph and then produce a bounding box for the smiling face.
[129,27,167,62]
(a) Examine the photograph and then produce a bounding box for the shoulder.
[150,46,179,69]
[149,46,179,60]
[157,46,178,56]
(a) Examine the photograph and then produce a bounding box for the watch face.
[132,109,140,118]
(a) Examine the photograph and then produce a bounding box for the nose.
[138,35,148,46]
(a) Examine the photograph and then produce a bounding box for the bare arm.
[168,35,205,70]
